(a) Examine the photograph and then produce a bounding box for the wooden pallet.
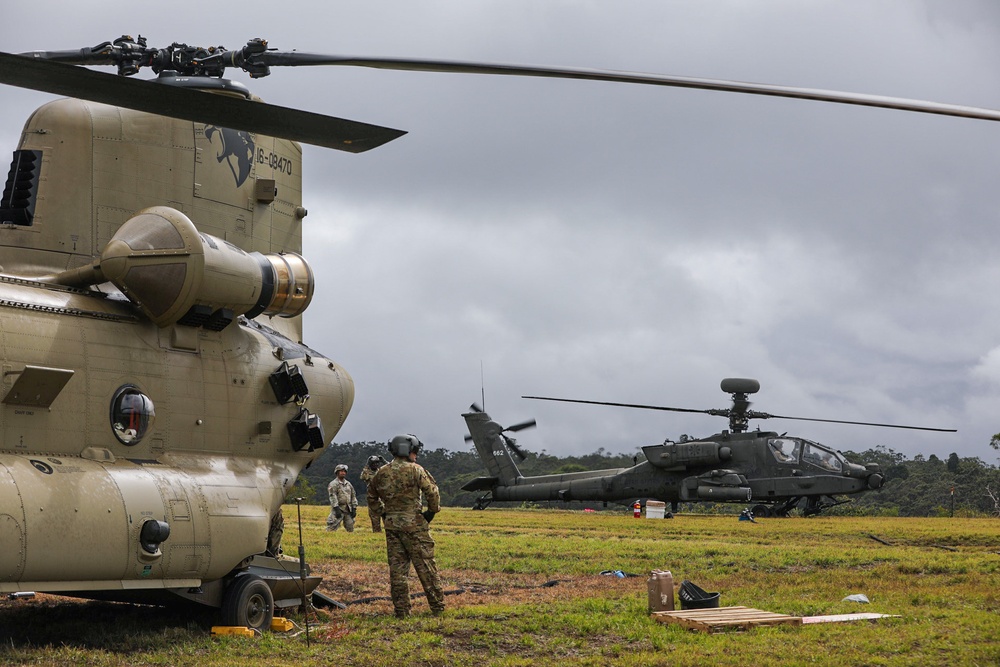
[652,606,803,633]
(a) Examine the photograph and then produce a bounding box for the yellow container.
[211,626,255,638]
[271,617,295,632]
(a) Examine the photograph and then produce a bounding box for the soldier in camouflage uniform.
[360,455,387,532]
[368,434,444,618]
[326,464,358,532]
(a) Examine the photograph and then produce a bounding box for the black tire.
[751,504,771,518]
[221,575,274,631]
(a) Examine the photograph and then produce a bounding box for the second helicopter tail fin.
[462,408,523,487]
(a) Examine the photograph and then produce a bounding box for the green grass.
[1,507,998,666]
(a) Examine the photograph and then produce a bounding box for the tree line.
[288,440,1000,517]
[837,447,1000,517]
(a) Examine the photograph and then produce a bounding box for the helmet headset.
[388,434,423,458]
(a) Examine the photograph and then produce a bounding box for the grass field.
[1,506,998,666]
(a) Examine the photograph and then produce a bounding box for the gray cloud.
[2,1,999,464]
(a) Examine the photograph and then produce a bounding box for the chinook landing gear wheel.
[751,504,771,518]
[221,574,274,632]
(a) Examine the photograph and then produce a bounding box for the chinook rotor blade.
[749,412,957,433]
[0,51,405,152]
[258,52,1000,124]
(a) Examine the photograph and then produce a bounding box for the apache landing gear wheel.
[221,574,274,631]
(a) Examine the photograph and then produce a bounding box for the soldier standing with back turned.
[368,434,445,618]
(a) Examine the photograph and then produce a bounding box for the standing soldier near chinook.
[327,464,358,532]
[361,455,387,532]
[368,434,445,618]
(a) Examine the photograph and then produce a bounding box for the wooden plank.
[801,613,900,624]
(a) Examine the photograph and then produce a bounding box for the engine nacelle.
[642,441,732,470]
[81,206,314,328]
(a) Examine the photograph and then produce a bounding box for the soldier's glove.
[333,507,343,519]
[422,510,436,524]
[350,507,357,519]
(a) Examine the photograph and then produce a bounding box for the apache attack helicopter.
[0,36,993,629]
[462,378,955,516]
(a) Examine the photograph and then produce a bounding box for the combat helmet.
[388,434,423,458]
[334,464,348,473]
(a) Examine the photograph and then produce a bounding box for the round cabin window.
[110,385,155,445]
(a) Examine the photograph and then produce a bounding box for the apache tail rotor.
[464,402,536,461]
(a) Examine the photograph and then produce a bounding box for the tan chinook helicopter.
[0,36,997,630]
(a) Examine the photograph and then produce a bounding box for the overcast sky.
[4,1,1000,464]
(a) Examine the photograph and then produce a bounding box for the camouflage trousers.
[368,501,385,533]
[327,504,355,532]
[385,529,444,617]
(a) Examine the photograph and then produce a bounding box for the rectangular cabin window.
[767,437,801,464]
[802,442,843,473]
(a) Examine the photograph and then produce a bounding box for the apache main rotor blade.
[751,412,957,433]
[260,52,1000,124]
[0,51,405,152]
[523,395,717,416]
[523,395,956,433]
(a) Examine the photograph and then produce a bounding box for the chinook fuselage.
[0,85,352,607]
